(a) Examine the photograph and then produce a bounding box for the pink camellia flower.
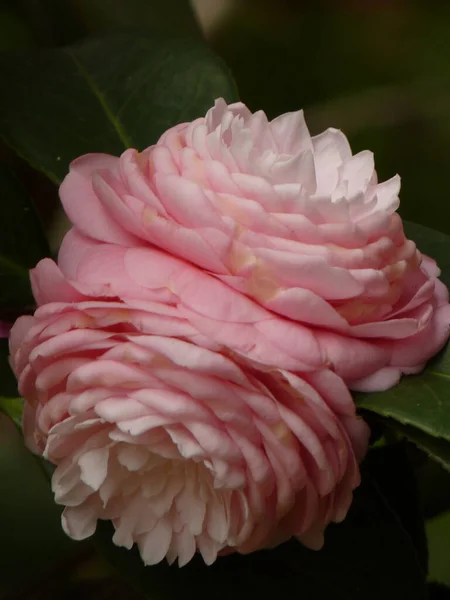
[9,253,369,566]
[58,99,450,392]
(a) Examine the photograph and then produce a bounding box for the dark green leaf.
[0,32,238,183]
[0,164,49,314]
[0,413,77,597]
[94,454,427,600]
[0,396,23,429]
[393,422,450,473]
[427,511,450,588]
[416,455,450,520]
[356,345,450,443]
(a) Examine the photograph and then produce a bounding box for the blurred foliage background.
[1,0,450,597]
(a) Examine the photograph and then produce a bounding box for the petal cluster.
[10,259,368,566]
[51,229,450,391]
[59,99,450,389]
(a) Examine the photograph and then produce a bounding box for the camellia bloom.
[9,253,368,566]
[58,99,450,392]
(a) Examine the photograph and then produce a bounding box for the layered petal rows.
[10,259,368,566]
[52,229,450,391]
[58,99,450,390]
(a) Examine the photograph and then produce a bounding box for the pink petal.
[59,154,138,245]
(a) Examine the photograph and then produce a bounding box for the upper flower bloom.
[59,99,450,390]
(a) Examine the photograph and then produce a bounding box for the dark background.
[1,0,450,597]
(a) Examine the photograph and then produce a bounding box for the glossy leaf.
[427,512,450,589]
[394,422,450,473]
[0,164,49,315]
[416,455,450,520]
[356,346,450,443]
[0,413,77,597]
[0,32,238,183]
[93,450,427,600]
[0,397,24,429]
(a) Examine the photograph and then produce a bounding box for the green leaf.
[427,512,450,589]
[93,450,427,600]
[416,456,450,520]
[0,396,24,429]
[356,345,450,442]
[394,422,450,473]
[0,413,78,597]
[0,32,238,183]
[0,164,50,315]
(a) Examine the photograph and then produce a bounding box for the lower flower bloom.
[9,260,369,566]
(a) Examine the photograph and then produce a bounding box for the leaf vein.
[64,49,133,150]
[428,370,450,380]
